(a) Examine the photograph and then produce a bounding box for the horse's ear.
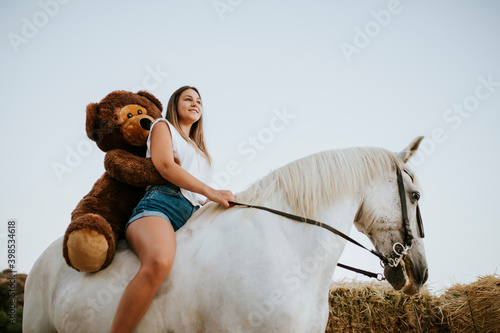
[398,136,424,163]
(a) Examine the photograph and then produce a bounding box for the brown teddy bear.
[63,90,170,272]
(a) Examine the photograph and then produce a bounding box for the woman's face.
[177,88,202,125]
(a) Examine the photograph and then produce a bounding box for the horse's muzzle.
[384,254,428,295]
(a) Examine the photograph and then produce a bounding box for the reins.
[229,201,386,281]
[228,166,424,281]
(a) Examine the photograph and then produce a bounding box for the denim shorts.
[126,185,199,232]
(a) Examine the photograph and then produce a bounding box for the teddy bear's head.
[86,90,163,155]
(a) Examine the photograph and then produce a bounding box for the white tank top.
[146,119,212,207]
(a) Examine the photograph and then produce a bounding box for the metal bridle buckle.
[393,242,410,256]
[386,242,411,268]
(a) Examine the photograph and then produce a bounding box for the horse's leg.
[110,216,176,333]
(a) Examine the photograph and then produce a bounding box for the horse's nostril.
[423,268,429,284]
[140,118,152,130]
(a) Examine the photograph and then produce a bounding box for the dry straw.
[436,274,500,333]
[326,274,500,333]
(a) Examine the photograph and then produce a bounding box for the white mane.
[197,147,404,221]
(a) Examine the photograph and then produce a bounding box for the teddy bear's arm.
[104,149,170,187]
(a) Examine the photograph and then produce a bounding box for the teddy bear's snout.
[122,114,155,146]
[140,117,152,131]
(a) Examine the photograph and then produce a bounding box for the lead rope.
[229,201,386,280]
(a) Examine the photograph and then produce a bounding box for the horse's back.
[24,209,329,332]
[155,208,327,332]
[23,237,139,332]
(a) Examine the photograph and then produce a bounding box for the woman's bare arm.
[150,122,235,207]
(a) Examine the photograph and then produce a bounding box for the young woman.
[110,86,236,332]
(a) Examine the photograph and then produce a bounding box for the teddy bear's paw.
[66,228,110,272]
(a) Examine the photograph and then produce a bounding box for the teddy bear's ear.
[85,102,100,141]
[137,90,163,111]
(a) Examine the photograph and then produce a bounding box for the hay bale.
[435,274,500,333]
[326,274,500,332]
[326,280,438,332]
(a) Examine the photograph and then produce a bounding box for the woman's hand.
[206,189,236,208]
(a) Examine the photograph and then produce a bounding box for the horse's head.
[354,136,428,295]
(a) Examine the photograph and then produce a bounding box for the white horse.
[24,137,428,333]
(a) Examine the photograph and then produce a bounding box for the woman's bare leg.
[110,216,176,333]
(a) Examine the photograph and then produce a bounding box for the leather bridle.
[229,166,425,280]
[383,167,425,269]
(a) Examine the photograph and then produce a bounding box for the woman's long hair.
[165,86,212,164]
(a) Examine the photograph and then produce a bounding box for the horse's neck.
[270,193,361,281]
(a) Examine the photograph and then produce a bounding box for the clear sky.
[1,0,499,293]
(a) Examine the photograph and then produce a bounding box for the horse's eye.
[137,110,142,115]
[127,113,133,119]
[412,192,420,201]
